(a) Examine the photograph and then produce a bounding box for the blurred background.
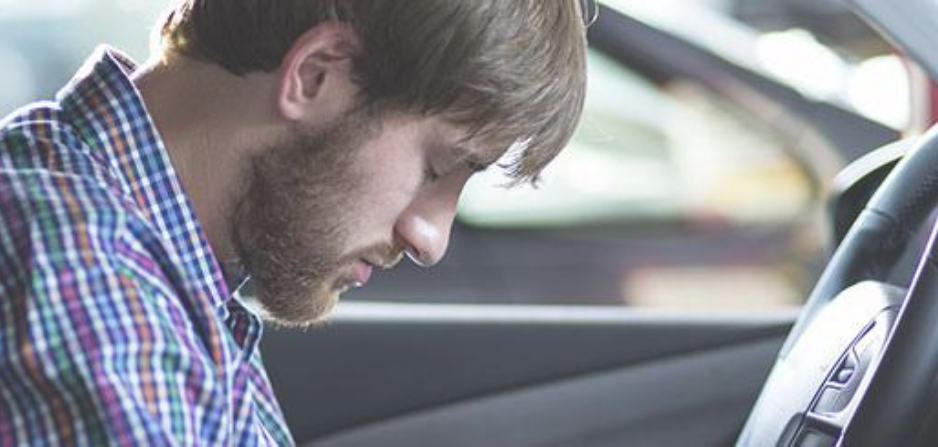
[0,0,916,310]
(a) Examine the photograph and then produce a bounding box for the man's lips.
[346,249,403,290]
[352,260,374,286]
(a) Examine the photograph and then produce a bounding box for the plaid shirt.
[0,47,293,445]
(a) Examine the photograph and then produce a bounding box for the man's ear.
[277,22,360,123]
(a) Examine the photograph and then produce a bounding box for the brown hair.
[159,0,589,184]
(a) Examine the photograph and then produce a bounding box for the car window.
[347,2,901,310]
[460,49,812,229]
[347,46,822,311]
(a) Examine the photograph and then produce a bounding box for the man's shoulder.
[0,98,227,313]
[0,151,204,342]
[0,115,157,284]
[0,101,113,181]
[0,102,137,234]
[0,166,141,288]
[0,167,131,237]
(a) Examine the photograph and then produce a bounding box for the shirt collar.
[57,45,233,308]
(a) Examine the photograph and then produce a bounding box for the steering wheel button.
[814,386,845,414]
[843,351,859,369]
[834,366,855,384]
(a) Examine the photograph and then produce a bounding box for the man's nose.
[393,187,460,267]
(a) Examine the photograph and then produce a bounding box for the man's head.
[155,0,589,325]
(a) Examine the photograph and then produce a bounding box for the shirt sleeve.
[0,174,264,445]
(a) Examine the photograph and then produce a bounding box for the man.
[0,0,587,444]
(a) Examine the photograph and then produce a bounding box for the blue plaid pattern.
[0,46,293,445]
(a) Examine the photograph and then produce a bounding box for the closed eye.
[466,160,490,174]
[423,165,442,183]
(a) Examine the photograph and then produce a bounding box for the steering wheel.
[737,124,938,446]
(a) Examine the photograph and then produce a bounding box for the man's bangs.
[447,82,585,186]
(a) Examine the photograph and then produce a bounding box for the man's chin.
[252,283,341,328]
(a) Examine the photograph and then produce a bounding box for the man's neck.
[131,53,283,262]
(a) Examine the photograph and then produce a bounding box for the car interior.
[259,1,938,446]
[261,118,938,447]
[3,0,938,446]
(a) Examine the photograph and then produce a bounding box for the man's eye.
[424,166,442,183]
[466,161,489,174]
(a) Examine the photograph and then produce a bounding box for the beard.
[231,112,401,326]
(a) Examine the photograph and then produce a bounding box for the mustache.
[351,243,406,270]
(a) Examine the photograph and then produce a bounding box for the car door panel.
[261,303,795,446]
